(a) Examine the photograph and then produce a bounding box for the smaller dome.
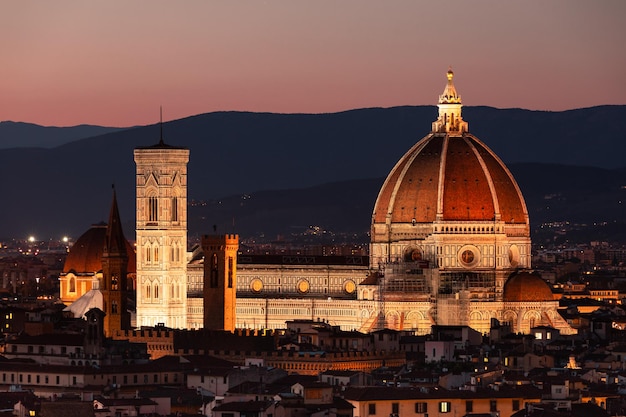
[503,272,553,302]
[63,223,136,274]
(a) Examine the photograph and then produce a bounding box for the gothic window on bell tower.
[111,275,118,290]
[172,196,178,222]
[148,195,158,222]
[111,301,118,314]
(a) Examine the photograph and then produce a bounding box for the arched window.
[148,196,158,222]
[154,246,159,262]
[171,196,178,222]
[111,301,118,314]
[154,284,159,299]
[146,284,151,299]
[146,245,151,262]
[69,277,76,293]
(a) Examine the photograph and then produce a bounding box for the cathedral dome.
[372,69,528,228]
[63,223,136,274]
[503,272,553,302]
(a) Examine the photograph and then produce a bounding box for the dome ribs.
[442,137,494,221]
[390,136,443,223]
[472,140,528,224]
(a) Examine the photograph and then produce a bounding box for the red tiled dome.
[503,272,553,302]
[63,223,136,274]
[372,133,528,225]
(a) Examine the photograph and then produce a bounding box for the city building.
[62,69,574,337]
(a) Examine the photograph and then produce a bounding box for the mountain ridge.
[0,105,624,241]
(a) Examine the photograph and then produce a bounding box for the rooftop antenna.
[159,106,164,145]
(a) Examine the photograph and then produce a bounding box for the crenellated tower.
[202,234,239,332]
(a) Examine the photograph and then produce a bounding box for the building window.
[154,284,159,299]
[211,253,219,288]
[56,376,60,384]
[149,196,158,222]
[391,403,399,414]
[512,399,520,411]
[69,277,76,293]
[439,401,451,413]
[368,404,376,415]
[490,400,497,412]
[172,197,178,221]
[414,402,427,413]
[466,400,473,412]
[111,301,118,314]
[228,257,233,288]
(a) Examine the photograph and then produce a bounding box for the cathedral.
[61,69,575,337]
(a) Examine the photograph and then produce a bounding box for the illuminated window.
[439,402,451,413]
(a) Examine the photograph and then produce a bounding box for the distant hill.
[0,121,126,149]
[0,105,624,241]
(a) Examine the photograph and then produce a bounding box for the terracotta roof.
[63,223,136,274]
[372,133,528,226]
[503,272,554,302]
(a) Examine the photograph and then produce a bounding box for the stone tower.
[134,135,189,329]
[101,188,131,335]
[202,234,239,331]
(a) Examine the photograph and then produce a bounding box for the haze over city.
[2,1,625,127]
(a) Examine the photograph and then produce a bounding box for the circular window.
[250,278,263,293]
[344,280,356,294]
[404,248,422,262]
[297,279,310,294]
[461,250,474,264]
[458,245,480,267]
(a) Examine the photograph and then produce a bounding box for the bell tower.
[202,234,239,331]
[134,130,189,329]
[101,188,131,335]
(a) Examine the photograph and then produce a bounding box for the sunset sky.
[2,1,625,127]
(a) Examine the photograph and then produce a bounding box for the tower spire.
[104,185,128,258]
[431,67,468,134]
